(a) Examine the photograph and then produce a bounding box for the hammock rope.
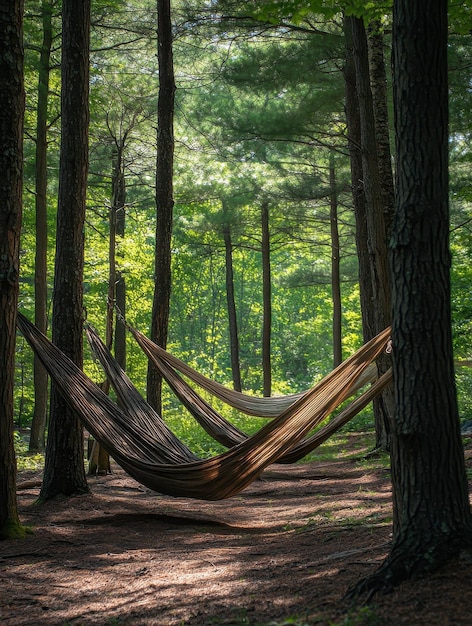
[17,312,390,500]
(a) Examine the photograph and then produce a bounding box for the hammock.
[86,323,247,450]
[17,312,390,500]
[129,327,378,417]
[86,323,392,462]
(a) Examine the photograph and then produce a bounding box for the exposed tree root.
[345,534,472,602]
[0,519,33,540]
[360,446,386,460]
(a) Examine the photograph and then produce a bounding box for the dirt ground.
[2,435,472,626]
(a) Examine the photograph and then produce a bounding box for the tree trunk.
[30,0,53,452]
[346,15,392,451]
[88,144,127,476]
[367,22,395,239]
[329,153,342,368]
[366,20,396,453]
[0,0,26,539]
[222,216,242,392]
[113,146,127,372]
[261,200,272,396]
[40,0,90,501]
[147,0,175,415]
[350,0,472,594]
[343,18,375,345]
[106,161,117,354]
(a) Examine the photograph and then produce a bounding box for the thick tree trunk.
[0,0,25,539]
[222,217,242,392]
[30,0,53,452]
[350,0,472,595]
[261,200,272,396]
[40,0,90,501]
[329,153,342,368]
[147,0,175,415]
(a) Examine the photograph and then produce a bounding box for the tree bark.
[329,153,342,368]
[40,0,90,500]
[113,147,127,372]
[106,141,126,356]
[367,22,395,239]
[350,0,472,595]
[343,18,375,345]
[0,0,26,539]
[89,143,127,475]
[366,20,396,451]
[147,0,175,415]
[345,15,392,450]
[30,0,53,452]
[261,200,272,396]
[222,211,242,392]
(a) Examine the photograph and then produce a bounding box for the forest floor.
[2,434,472,626]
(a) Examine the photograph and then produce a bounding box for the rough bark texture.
[367,23,395,240]
[30,0,53,452]
[348,16,391,329]
[40,0,90,500]
[343,19,375,345]
[350,0,472,595]
[329,154,342,368]
[0,0,25,539]
[261,200,272,396]
[366,21,396,452]
[345,15,392,451]
[148,0,175,415]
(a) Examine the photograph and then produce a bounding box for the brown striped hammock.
[17,312,391,500]
[125,325,378,418]
[86,321,390,462]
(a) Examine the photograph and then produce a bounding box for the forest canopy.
[15,0,471,428]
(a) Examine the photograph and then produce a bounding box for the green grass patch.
[332,605,384,625]
[14,431,44,471]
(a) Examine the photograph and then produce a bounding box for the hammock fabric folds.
[17,312,391,500]
[86,323,392,463]
[127,326,378,418]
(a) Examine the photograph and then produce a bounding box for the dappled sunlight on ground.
[2,434,472,625]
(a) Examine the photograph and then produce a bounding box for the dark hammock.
[86,322,391,462]
[17,312,390,500]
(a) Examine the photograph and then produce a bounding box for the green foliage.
[14,431,44,471]
[330,605,383,625]
[163,408,227,458]
[267,617,310,626]
[245,0,392,25]
[449,0,472,35]
[14,0,472,449]
[456,369,472,421]
[248,0,340,23]
[14,338,36,429]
